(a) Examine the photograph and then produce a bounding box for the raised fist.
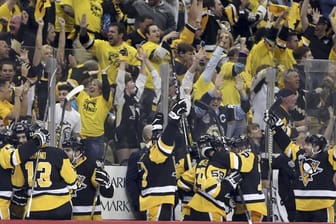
[152,112,164,141]
[168,99,187,121]
[264,110,283,130]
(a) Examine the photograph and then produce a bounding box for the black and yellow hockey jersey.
[0,141,39,219]
[211,150,267,217]
[13,147,78,212]
[71,156,113,220]
[138,122,179,212]
[178,159,233,221]
[273,127,336,212]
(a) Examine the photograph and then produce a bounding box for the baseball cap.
[277,88,295,98]
[317,16,331,28]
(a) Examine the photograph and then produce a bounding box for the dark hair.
[0,59,15,70]
[139,14,154,23]
[287,32,298,41]
[177,42,194,54]
[57,82,73,92]
[144,23,157,36]
[293,46,310,61]
[109,22,126,39]
[203,0,215,8]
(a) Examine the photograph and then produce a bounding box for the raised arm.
[79,14,93,49]
[300,0,310,32]
[56,17,66,66]
[32,18,44,66]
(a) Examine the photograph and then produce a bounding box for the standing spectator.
[114,47,160,165]
[139,24,177,123]
[31,18,65,120]
[62,0,103,38]
[54,81,81,144]
[79,15,140,86]
[192,76,250,141]
[200,0,224,52]
[0,79,26,125]
[75,65,113,162]
[0,40,10,60]
[0,0,21,32]
[283,69,306,127]
[132,0,177,35]
[126,14,154,48]
[175,42,195,82]
[293,46,313,90]
[301,0,333,59]
[250,65,281,131]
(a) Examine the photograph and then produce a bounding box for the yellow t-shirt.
[0,100,13,125]
[62,0,102,33]
[142,41,169,90]
[0,3,21,32]
[55,0,75,33]
[192,74,214,101]
[245,40,274,77]
[219,61,240,105]
[90,40,140,85]
[76,91,113,137]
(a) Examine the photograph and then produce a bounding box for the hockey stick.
[237,184,253,224]
[43,59,58,123]
[24,150,41,219]
[56,85,84,147]
[90,159,105,220]
[265,68,276,221]
[163,41,193,170]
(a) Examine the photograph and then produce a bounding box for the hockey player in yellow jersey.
[62,137,114,220]
[178,134,242,221]
[138,99,187,221]
[265,111,336,222]
[12,127,78,220]
[221,136,267,222]
[0,126,43,219]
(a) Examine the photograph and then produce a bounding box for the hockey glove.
[32,128,50,147]
[198,134,216,158]
[264,110,283,130]
[95,166,112,189]
[168,99,187,122]
[224,171,242,190]
[152,112,164,140]
[11,189,28,206]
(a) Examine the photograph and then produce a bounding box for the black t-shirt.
[303,26,332,59]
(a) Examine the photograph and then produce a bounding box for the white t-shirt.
[54,103,81,136]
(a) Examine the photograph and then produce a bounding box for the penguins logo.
[298,156,323,187]
[73,174,87,197]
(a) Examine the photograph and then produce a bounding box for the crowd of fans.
[0,0,336,221]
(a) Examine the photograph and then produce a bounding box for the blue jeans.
[83,135,105,162]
